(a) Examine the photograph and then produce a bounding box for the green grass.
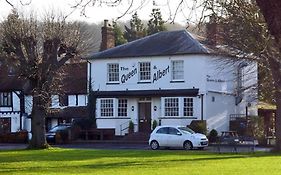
[0,148,281,175]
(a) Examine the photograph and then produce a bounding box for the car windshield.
[178,127,195,134]
[49,125,69,132]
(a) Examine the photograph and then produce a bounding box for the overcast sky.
[0,0,200,25]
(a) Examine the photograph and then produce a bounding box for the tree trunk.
[256,0,281,151]
[275,92,281,150]
[29,95,48,149]
[266,56,281,150]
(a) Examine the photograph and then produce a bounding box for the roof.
[258,102,276,110]
[0,64,28,92]
[47,106,88,119]
[0,62,87,94]
[87,30,208,59]
[59,62,88,94]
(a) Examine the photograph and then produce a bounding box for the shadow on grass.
[0,147,280,164]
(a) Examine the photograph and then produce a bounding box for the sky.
[0,0,201,26]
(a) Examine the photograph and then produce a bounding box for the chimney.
[206,15,223,46]
[100,20,115,51]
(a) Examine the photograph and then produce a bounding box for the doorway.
[138,102,151,133]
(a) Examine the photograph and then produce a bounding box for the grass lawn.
[0,148,281,175]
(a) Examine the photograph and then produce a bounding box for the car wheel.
[150,140,159,150]
[183,141,193,150]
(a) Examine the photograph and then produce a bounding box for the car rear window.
[156,127,169,134]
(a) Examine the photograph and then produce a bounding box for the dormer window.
[8,66,16,77]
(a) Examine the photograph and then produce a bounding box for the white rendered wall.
[90,55,207,92]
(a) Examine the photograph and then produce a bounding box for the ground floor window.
[184,98,193,116]
[118,99,128,117]
[163,97,194,117]
[0,118,11,133]
[100,99,114,117]
[164,98,179,116]
[99,98,128,117]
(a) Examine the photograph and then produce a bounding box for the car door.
[154,127,169,146]
[167,127,184,147]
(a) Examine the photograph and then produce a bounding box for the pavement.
[0,142,273,152]
[0,143,28,150]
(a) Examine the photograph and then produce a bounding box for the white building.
[87,29,258,136]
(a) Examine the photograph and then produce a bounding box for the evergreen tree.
[124,12,147,42]
[113,22,127,46]
[147,8,166,35]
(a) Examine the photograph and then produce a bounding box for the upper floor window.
[139,62,151,81]
[100,99,114,117]
[59,95,69,107]
[183,98,193,116]
[118,99,128,117]
[164,98,179,116]
[171,60,184,81]
[107,63,119,83]
[0,92,12,107]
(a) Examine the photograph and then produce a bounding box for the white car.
[149,126,208,150]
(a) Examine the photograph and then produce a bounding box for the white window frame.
[100,98,114,117]
[161,97,194,117]
[107,63,119,83]
[138,62,151,82]
[164,98,179,116]
[118,99,128,117]
[171,60,184,81]
[183,97,193,116]
[0,92,12,107]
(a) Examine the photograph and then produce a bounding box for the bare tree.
[0,10,95,148]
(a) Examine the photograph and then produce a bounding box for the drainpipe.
[200,94,204,121]
[86,60,92,92]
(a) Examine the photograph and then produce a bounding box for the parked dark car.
[219,131,240,145]
[45,124,72,144]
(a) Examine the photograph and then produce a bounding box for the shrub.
[152,120,158,130]
[189,120,207,134]
[128,120,134,134]
[208,129,218,143]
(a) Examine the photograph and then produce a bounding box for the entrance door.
[0,118,11,133]
[138,102,151,133]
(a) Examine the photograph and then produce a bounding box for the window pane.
[100,99,114,117]
[156,127,169,134]
[107,63,119,82]
[172,60,184,80]
[184,98,193,116]
[164,98,179,116]
[118,99,127,117]
[139,62,151,81]
[169,127,180,135]
[0,92,12,107]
